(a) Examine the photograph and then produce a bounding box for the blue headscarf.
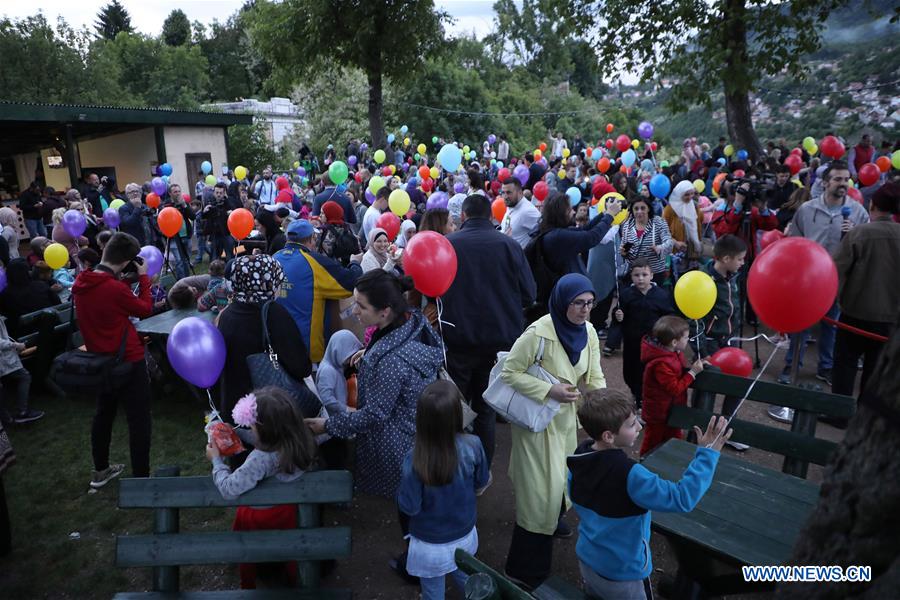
[548,273,596,365]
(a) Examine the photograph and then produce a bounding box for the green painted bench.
[114,466,353,599]
[641,371,856,598]
[455,549,586,600]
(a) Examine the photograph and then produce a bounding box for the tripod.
[736,206,761,367]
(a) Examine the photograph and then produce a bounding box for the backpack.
[523,230,560,321]
[318,223,360,265]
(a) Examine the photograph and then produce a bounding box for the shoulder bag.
[482,338,561,432]
[52,305,133,394]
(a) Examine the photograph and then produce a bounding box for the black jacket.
[441,218,536,353]
[119,203,151,245]
[618,284,675,342]
[17,190,43,220]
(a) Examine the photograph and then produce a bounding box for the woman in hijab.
[662,180,704,279]
[0,208,20,260]
[361,227,401,274]
[395,219,416,249]
[216,254,311,422]
[501,274,607,590]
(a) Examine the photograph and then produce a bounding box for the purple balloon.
[488,134,496,145]
[348,155,358,166]
[405,179,417,193]
[103,207,120,229]
[426,192,448,211]
[365,189,376,204]
[453,182,466,194]
[151,177,167,196]
[138,245,164,277]
[0,268,6,294]
[166,317,226,389]
[62,209,86,238]
[638,121,654,139]
[513,164,529,186]
[360,143,369,153]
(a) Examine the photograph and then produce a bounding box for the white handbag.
[483,338,561,432]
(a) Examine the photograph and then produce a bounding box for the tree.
[95,0,133,40]
[196,13,269,102]
[246,0,448,149]
[588,0,848,159]
[162,9,191,46]
[227,116,285,175]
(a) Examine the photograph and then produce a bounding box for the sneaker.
[90,464,125,489]
[475,471,493,497]
[553,519,573,539]
[13,409,45,424]
[767,406,794,424]
[602,346,615,357]
[725,440,749,452]
[816,369,832,387]
[597,328,608,339]
[776,367,792,385]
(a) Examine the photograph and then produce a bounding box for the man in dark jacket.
[525,152,546,191]
[72,232,153,488]
[119,184,154,246]
[163,183,195,279]
[311,181,357,225]
[441,195,537,469]
[17,182,46,239]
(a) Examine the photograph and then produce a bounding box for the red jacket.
[710,205,777,259]
[640,336,694,424]
[72,270,153,363]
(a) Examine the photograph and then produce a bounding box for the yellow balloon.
[724,144,734,157]
[693,179,705,193]
[417,144,427,155]
[631,139,640,149]
[674,271,717,320]
[557,169,566,179]
[374,149,386,164]
[613,209,629,226]
[388,189,411,216]
[390,165,397,174]
[403,137,411,146]
[109,199,125,210]
[808,144,818,156]
[44,243,69,269]
[234,165,248,180]
[368,176,385,194]
[205,175,217,186]
[893,150,900,170]
[561,157,567,165]
[293,161,300,169]
[802,136,815,151]
[534,149,543,161]
[562,148,571,158]
[462,145,470,155]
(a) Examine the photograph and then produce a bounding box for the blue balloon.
[160,162,173,176]
[201,160,212,175]
[622,149,636,168]
[566,187,581,206]
[496,161,504,169]
[591,148,602,161]
[437,144,463,172]
[718,158,727,166]
[469,150,477,160]
[387,133,395,144]
[649,174,671,199]
[736,149,748,161]
[400,125,408,134]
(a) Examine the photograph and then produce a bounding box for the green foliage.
[228,115,287,175]
[94,0,133,41]
[162,9,191,46]
[196,13,269,102]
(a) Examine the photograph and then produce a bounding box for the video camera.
[731,173,776,211]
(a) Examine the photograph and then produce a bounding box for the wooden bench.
[640,371,856,598]
[455,549,586,600]
[114,466,353,599]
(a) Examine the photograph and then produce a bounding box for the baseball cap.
[286,219,316,241]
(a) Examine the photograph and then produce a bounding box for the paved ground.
[320,337,847,599]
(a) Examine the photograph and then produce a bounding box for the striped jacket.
[620,216,673,274]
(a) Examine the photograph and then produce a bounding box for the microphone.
[841,205,852,239]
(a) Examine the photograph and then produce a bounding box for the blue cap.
[287,219,315,240]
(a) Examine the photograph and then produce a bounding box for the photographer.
[710,177,778,261]
[202,182,235,261]
[164,183,196,279]
[119,183,157,246]
[71,232,153,487]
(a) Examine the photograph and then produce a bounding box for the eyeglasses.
[570,299,594,310]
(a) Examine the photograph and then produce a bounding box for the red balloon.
[605,139,614,149]
[382,166,392,177]
[847,186,863,204]
[615,134,631,153]
[157,207,183,238]
[539,142,547,153]
[182,193,191,203]
[375,212,401,241]
[492,198,507,222]
[784,154,802,175]
[790,147,803,156]
[606,123,614,133]
[354,172,363,183]
[145,192,160,209]
[276,176,290,190]
[747,237,837,333]
[227,208,254,239]
[275,189,293,204]
[497,167,511,183]
[759,229,784,250]
[404,231,458,297]
[533,180,550,201]
[709,347,753,377]
[650,142,658,151]
[876,156,891,173]
[421,179,433,193]
[732,169,745,178]
[418,165,431,180]
[490,180,501,196]
[858,163,880,187]
[819,135,846,159]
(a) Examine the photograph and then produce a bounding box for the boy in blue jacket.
[567,389,731,599]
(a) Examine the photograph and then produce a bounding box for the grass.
[1,384,239,598]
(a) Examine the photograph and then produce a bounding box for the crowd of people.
[1,127,899,597]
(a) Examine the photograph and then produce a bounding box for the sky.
[2,0,500,39]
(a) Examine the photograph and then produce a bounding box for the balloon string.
[206,388,221,422]
[435,297,449,370]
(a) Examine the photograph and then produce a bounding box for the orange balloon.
[227,208,254,240]
[586,146,593,156]
[712,172,728,196]
[534,149,543,161]
[157,207,183,238]
[876,156,891,173]
[418,165,431,180]
[146,193,160,209]
[539,142,547,152]
[598,157,611,173]
[606,123,614,133]
[491,198,507,222]
[619,165,628,174]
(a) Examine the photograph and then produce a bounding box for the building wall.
[163,126,228,192]
[78,128,157,188]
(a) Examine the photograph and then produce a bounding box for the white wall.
[163,126,228,191]
[78,128,157,187]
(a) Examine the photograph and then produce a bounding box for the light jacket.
[789,195,869,253]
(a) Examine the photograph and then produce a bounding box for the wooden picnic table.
[135,308,216,337]
[641,438,820,596]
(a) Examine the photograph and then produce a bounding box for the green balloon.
[432,136,438,144]
[329,160,349,185]
[414,153,421,160]
[109,198,125,210]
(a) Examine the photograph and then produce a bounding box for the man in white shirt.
[500,177,541,248]
[252,166,278,206]
[361,187,389,246]
[551,132,567,159]
[497,135,510,162]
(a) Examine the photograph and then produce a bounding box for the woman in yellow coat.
[502,273,606,589]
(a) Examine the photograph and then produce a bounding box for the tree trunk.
[722,0,763,160]
[776,320,900,599]
[367,69,385,151]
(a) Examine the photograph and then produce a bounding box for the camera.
[121,255,144,275]
[732,174,775,211]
